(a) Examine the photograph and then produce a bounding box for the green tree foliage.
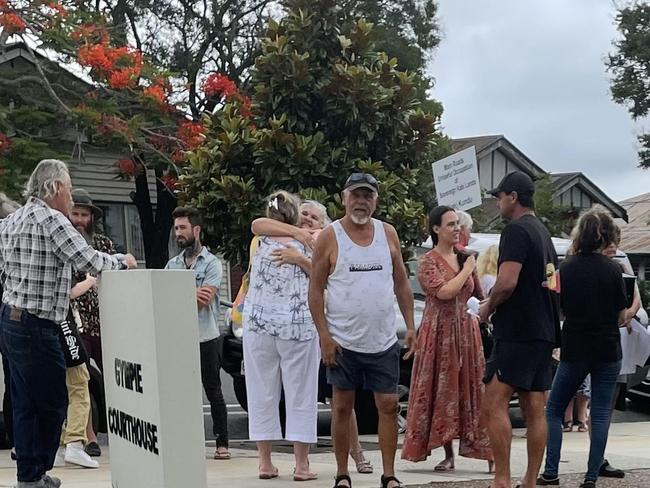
[180,0,444,265]
[533,174,576,236]
[607,3,650,167]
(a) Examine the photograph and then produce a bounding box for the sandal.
[350,450,373,474]
[380,475,403,488]
[294,466,318,482]
[333,474,352,487]
[214,447,231,460]
[434,458,455,472]
[259,467,279,480]
[562,420,573,432]
[577,421,588,433]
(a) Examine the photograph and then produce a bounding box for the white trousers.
[243,328,320,443]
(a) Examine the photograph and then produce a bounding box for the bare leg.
[257,441,275,475]
[483,376,516,488]
[349,410,373,473]
[85,414,97,443]
[519,391,548,488]
[375,392,400,487]
[332,388,355,487]
[563,398,574,430]
[293,441,314,477]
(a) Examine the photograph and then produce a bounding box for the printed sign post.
[99,270,207,488]
[432,146,482,211]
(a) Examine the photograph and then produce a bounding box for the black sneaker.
[84,441,101,457]
[599,459,625,478]
[579,481,596,488]
[536,474,560,485]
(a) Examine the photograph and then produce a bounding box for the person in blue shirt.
[165,207,229,460]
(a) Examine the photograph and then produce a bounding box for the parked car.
[219,232,650,432]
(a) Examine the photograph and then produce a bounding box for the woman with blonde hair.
[476,245,499,296]
[243,190,320,482]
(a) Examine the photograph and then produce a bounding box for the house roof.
[451,135,546,178]
[551,172,628,222]
[617,192,650,254]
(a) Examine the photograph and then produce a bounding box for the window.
[96,203,145,261]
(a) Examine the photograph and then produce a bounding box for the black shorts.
[483,340,555,392]
[326,341,400,394]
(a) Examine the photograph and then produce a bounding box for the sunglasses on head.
[347,173,378,185]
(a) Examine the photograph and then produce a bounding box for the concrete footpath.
[0,422,648,487]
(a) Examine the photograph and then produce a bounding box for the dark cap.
[72,188,103,218]
[488,171,535,197]
[343,172,378,193]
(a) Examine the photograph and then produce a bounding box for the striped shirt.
[0,197,122,322]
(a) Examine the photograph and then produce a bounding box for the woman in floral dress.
[402,206,493,472]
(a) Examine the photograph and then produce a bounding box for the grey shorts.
[326,341,400,394]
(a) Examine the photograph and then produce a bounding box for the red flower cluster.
[78,42,143,89]
[142,84,167,107]
[47,2,67,16]
[0,132,12,156]
[177,121,205,150]
[203,73,237,98]
[99,115,132,140]
[0,12,26,34]
[161,174,177,191]
[117,157,136,176]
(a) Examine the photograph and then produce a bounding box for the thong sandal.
[350,450,373,474]
[214,448,231,460]
[434,458,455,472]
[577,421,588,433]
[259,467,279,480]
[333,474,352,487]
[562,420,573,432]
[293,468,318,482]
[380,475,404,488]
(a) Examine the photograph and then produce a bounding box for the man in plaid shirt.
[0,160,137,488]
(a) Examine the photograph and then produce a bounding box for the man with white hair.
[0,160,137,488]
[456,210,473,251]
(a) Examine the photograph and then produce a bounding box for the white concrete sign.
[432,146,482,211]
[99,270,207,488]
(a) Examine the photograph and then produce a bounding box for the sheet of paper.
[620,320,650,375]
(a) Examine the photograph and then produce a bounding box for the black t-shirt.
[559,253,627,363]
[492,214,560,344]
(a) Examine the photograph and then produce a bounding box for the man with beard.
[309,173,416,488]
[69,188,115,458]
[165,207,230,459]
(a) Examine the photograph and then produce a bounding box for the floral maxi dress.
[401,250,493,462]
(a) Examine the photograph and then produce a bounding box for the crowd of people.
[0,159,645,488]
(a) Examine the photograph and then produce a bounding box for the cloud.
[429,0,648,202]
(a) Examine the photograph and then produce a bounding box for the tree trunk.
[130,164,176,269]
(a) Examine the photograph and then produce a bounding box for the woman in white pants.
[243,190,320,482]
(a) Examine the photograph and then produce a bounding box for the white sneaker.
[64,441,99,468]
[53,447,65,468]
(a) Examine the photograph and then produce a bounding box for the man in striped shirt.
[0,159,136,488]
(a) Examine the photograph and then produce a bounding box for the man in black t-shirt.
[479,171,560,488]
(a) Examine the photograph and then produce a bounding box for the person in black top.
[538,208,627,488]
[479,172,561,488]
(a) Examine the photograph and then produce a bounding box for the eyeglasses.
[346,173,378,185]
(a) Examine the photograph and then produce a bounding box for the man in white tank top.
[309,173,416,488]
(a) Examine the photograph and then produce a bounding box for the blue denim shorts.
[326,341,400,394]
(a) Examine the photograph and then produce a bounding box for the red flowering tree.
[0,0,253,267]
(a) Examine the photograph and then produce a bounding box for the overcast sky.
[429,0,649,202]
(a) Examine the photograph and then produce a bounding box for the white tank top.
[325,219,397,353]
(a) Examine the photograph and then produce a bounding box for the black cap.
[488,171,535,197]
[343,172,378,193]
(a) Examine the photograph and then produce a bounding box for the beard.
[177,235,196,249]
[75,223,93,244]
[349,214,371,225]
